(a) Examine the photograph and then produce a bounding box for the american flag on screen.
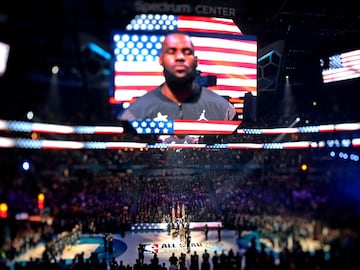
[129,119,241,135]
[111,14,257,111]
[322,49,360,83]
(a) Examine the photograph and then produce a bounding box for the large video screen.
[321,48,360,84]
[110,15,257,135]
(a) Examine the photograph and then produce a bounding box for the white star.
[154,112,168,120]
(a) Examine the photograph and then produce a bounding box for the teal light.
[88,42,111,60]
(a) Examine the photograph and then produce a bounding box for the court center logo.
[144,243,159,254]
[144,241,224,254]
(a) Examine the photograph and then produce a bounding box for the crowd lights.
[1,136,360,150]
[330,151,359,162]
[1,119,360,150]
[1,119,360,135]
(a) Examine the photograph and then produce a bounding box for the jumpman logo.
[198,110,208,121]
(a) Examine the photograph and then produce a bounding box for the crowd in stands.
[0,146,359,269]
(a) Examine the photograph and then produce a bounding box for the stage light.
[0,203,8,218]
[38,193,45,210]
[22,161,30,171]
[300,163,308,171]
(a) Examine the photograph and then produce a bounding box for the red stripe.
[115,71,162,76]
[199,60,257,69]
[174,129,237,135]
[200,73,257,80]
[196,45,256,57]
[178,28,238,35]
[109,96,137,104]
[114,85,157,91]
[177,16,242,35]
[178,15,239,28]
[175,120,237,124]
[173,120,241,134]
[229,98,245,103]
[209,85,257,91]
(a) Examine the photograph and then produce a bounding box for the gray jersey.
[119,84,236,121]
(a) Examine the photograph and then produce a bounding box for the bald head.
[161,32,195,53]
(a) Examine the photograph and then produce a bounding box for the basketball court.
[13,228,325,269]
[14,229,243,267]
